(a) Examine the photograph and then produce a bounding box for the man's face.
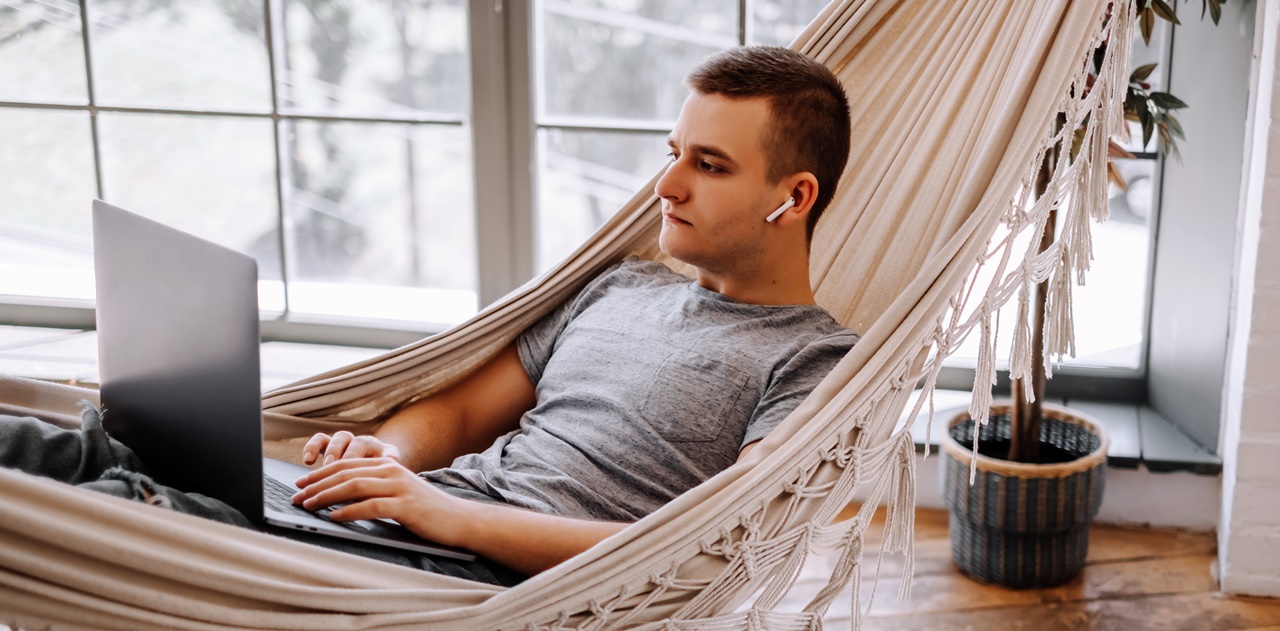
[655,92,787,274]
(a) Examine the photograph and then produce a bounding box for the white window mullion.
[469,0,535,307]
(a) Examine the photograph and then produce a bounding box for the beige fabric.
[0,0,1132,628]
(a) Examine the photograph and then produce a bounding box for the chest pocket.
[639,351,753,442]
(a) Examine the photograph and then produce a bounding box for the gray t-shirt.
[422,258,858,522]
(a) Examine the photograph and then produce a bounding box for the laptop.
[90,199,475,561]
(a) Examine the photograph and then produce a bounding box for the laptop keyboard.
[263,475,338,521]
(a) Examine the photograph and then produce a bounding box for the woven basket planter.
[941,402,1108,588]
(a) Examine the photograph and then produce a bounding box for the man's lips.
[663,213,691,226]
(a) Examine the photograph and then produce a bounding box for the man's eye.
[700,161,723,174]
[666,151,678,161]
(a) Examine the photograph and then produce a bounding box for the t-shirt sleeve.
[741,330,860,448]
[516,259,629,384]
[516,293,575,385]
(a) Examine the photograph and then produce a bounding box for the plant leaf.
[1158,121,1173,147]
[1152,0,1181,24]
[1140,106,1155,149]
[1209,0,1223,25]
[1165,112,1186,140]
[1107,159,1129,191]
[1150,91,1190,110]
[1140,7,1155,44]
[1108,139,1137,160]
[1124,90,1144,118]
[1131,62,1158,82]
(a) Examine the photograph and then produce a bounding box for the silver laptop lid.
[92,199,264,522]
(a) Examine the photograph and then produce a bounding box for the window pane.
[0,107,96,301]
[279,0,468,118]
[0,1,89,104]
[1065,158,1154,369]
[284,120,477,325]
[536,128,668,272]
[750,0,829,46]
[947,160,1155,372]
[89,0,270,110]
[97,112,283,308]
[537,0,735,121]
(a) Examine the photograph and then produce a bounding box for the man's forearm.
[456,500,628,576]
[294,457,626,576]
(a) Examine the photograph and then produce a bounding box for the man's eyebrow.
[667,138,738,166]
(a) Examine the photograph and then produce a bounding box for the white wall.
[871,452,1222,532]
[1219,0,1280,598]
[1149,0,1257,453]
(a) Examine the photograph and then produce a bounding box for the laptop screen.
[92,200,265,522]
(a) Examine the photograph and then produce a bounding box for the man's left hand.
[292,458,468,548]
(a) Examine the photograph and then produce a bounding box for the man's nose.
[654,160,686,204]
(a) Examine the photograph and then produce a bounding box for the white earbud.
[766,197,796,223]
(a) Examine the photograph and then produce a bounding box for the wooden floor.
[783,507,1280,630]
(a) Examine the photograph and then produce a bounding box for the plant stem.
[1008,156,1056,463]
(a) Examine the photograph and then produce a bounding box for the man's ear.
[772,174,819,228]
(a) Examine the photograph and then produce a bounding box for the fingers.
[329,497,397,523]
[292,459,413,519]
[303,477,402,514]
[322,431,356,465]
[344,435,390,461]
[302,433,331,465]
[294,456,401,495]
[306,432,390,467]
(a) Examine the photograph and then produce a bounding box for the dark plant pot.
[941,402,1108,589]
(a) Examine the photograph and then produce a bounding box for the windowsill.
[0,326,387,393]
[902,389,1223,476]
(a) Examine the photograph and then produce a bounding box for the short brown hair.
[686,46,851,240]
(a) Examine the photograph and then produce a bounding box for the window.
[945,18,1172,378]
[0,0,474,332]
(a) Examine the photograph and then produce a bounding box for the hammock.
[0,0,1132,629]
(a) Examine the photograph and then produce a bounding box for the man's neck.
[693,251,816,306]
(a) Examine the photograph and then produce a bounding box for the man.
[287,43,857,577]
[0,45,856,586]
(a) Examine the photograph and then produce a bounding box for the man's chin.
[657,232,690,263]
[657,237,708,271]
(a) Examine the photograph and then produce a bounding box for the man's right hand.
[302,431,404,467]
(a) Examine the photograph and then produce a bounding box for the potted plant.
[940,0,1215,588]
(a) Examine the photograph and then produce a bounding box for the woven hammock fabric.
[0,0,1132,629]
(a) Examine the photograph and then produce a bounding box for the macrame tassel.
[1086,123,1113,227]
[1105,1,1136,138]
[881,433,917,601]
[1008,270,1035,403]
[850,551,864,631]
[968,302,997,437]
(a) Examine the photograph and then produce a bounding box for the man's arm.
[293,457,626,575]
[292,440,762,575]
[302,342,538,472]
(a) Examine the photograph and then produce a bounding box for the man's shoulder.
[777,310,860,361]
